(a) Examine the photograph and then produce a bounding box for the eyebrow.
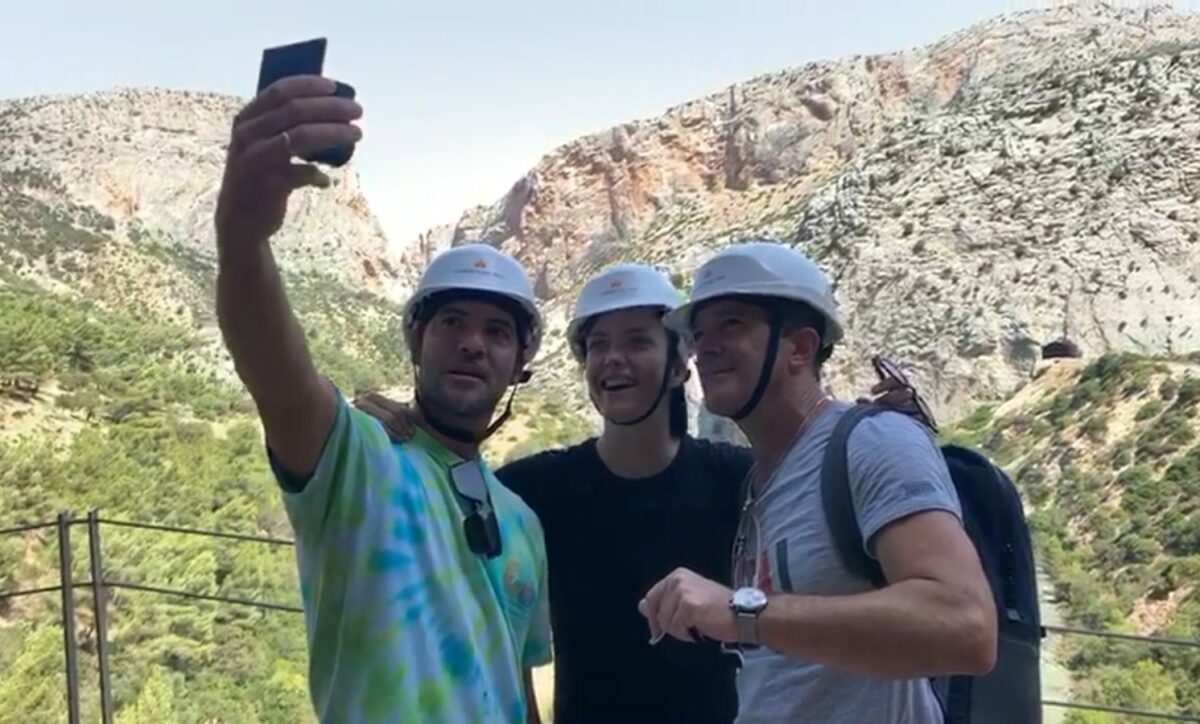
[441,305,515,330]
[715,304,758,318]
[588,325,653,338]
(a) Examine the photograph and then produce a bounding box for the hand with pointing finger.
[638,567,737,645]
[215,75,363,254]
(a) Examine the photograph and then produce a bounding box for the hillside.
[953,354,1200,720]
[406,3,1200,423]
[0,88,418,722]
[1,3,1199,722]
[0,88,418,406]
[0,89,578,721]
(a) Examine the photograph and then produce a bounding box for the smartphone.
[257,38,357,167]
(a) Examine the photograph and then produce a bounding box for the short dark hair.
[666,329,688,437]
[668,386,688,437]
[775,299,833,372]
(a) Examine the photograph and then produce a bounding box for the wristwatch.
[729,587,769,647]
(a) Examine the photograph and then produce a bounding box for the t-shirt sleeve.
[522,534,554,669]
[845,411,962,559]
[268,387,395,540]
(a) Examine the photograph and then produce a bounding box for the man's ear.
[781,325,820,375]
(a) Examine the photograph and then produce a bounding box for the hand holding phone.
[215,41,363,254]
[257,38,358,168]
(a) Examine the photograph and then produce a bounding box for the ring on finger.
[281,130,294,158]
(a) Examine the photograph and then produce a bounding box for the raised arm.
[214,75,362,479]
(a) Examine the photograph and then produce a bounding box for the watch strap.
[735,610,760,646]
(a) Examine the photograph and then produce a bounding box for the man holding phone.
[215,66,551,723]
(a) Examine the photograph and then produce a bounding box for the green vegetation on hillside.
[286,271,413,398]
[1,168,115,262]
[501,397,595,464]
[0,266,591,721]
[0,287,313,723]
[950,355,1200,721]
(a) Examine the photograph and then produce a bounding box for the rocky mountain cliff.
[1,87,401,300]
[0,88,411,406]
[404,3,1200,421]
[2,4,1199,721]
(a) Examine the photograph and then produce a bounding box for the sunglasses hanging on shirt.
[449,460,503,558]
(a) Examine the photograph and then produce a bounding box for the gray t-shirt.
[733,401,962,724]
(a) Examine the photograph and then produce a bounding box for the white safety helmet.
[567,263,687,362]
[666,241,844,347]
[402,243,543,363]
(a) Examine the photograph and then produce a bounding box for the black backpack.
[820,404,1043,724]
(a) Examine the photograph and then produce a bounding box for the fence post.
[57,510,81,724]
[87,509,114,724]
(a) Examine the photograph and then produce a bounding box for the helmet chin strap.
[414,368,529,445]
[729,307,783,421]
[593,362,673,427]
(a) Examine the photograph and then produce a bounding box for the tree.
[1092,660,1179,722]
[116,666,178,724]
[0,625,68,724]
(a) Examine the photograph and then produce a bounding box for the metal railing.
[1040,625,1200,722]
[2,509,1199,722]
[0,509,301,724]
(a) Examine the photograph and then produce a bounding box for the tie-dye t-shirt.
[270,391,552,723]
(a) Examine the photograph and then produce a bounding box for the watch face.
[732,587,768,611]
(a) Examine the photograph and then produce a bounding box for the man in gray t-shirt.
[731,401,959,722]
[641,242,997,723]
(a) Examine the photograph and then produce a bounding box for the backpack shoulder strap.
[821,404,889,589]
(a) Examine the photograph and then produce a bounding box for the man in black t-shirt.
[356,262,920,723]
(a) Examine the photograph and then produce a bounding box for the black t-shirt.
[497,435,753,724]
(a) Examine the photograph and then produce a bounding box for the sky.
[1,0,1083,250]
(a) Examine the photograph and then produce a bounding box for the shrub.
[1081,413,1108,441]
[1136,400,1163,421]
[1138,411,1196,459]
[1118,466,1157,516]
[1119,533,1161,565]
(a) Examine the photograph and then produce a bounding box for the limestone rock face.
[399,4,1200,424]
[0,87,404,309]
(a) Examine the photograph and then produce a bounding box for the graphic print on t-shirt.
[748,537,796,595]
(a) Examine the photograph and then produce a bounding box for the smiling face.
[690,299,773,417]
[415,297,524,428]
[690,297,823,418]
[582,306,685,425]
